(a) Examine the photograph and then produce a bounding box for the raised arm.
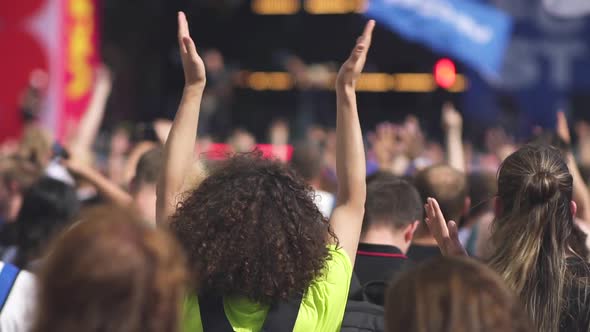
[557,111,590,223]
[156,12,206,226]
[442,102,466,172]
[68,66,112,163]
[329,20,374,265]
[65,158,133,207]
[424,197,467,256]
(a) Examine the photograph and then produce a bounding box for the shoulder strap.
[0,263,20,311]
[198,292,304,332]
[198,294,234,331]
[261,292,304,332]
[348,272,363,301]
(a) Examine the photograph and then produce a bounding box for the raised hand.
[157,12,206,226]
[62,156,87,176]
[95,65,113,94]
[556,110,571,145]
[401,115,425,159]
[424,197,467,256]
[178,11,206,88]
[329,21,373,266]
[442,102,462,133]
[336,20,375,88]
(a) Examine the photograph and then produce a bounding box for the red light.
[434,58,456,89]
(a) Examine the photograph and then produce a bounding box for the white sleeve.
[0,268,37,332]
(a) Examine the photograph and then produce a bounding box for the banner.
[463,0,590,135]
[61,0,100,141]
[543,0,590,18]
[0,0,98,143]
[365,0,512,78]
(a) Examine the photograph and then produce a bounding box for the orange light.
[434,58,456,89]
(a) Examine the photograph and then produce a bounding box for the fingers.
[448,220,468,256]
[350,20,375,61]
[361,20,375,46]
[178,12,189,53]
[557,110,569,130]
[556,110,571,143]
[424,200,435,221]
[443,102,454,112]
[430,198,447,231]
[182,36,198,58]
[448,220,459,242]
[424,197,450,239]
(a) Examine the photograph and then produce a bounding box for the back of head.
[0,157,40,191]
[414,164,468,223]
[171,152,333,303]
[132,147,164,189]
[0,157,41,222]
[16,177,80,267]
[18,126,53,171]
[362,176,423,234]
[385,257,531,332]
[467,171,497,218]
[290,142,322,183]
[488,144,588,331]
[32,207,187,332]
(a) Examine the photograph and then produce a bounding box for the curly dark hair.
[170,152,336,304]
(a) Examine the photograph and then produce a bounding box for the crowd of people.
[1,11,590,332]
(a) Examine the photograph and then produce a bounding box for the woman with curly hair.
[156,12,373,332]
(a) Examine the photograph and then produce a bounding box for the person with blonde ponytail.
[425,144,590,332]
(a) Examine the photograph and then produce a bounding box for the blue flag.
[365,0,512,78]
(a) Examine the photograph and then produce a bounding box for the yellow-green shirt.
[183,245,352,332]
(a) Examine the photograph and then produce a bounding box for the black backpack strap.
[362,280,387,306]
[198,292,304,332]
[198,294,234,331]
[348,272,363,301]
[261,292,304,332]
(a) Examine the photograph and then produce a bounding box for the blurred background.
[2,0,590,147]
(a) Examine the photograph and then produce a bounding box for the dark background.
[100,0,460,141]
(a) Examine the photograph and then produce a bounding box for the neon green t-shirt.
[183,245,352,332]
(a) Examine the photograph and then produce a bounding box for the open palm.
[424,197,467,256]
[336,20,375,88]
[178,12,206,87]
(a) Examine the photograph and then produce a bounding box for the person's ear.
[404,221,420,243]
[462,197,471,217]
[494,196,502,217]
[571,200,578,219]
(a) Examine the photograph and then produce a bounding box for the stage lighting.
[434,58,456,89]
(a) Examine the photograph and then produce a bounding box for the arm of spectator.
[123,141,158,185]
[442,102,465,172]
[329,20,374,265]
[557,111,590,223]
[68,66,112,161]
[153,119,173,144]
[576,121,590,169]
[65,158,133,207]
[424,197,468,256]
[156,12,206,227]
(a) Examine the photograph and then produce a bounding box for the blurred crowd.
[1,12,590,332]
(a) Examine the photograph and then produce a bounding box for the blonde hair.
[18,126,53,171]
